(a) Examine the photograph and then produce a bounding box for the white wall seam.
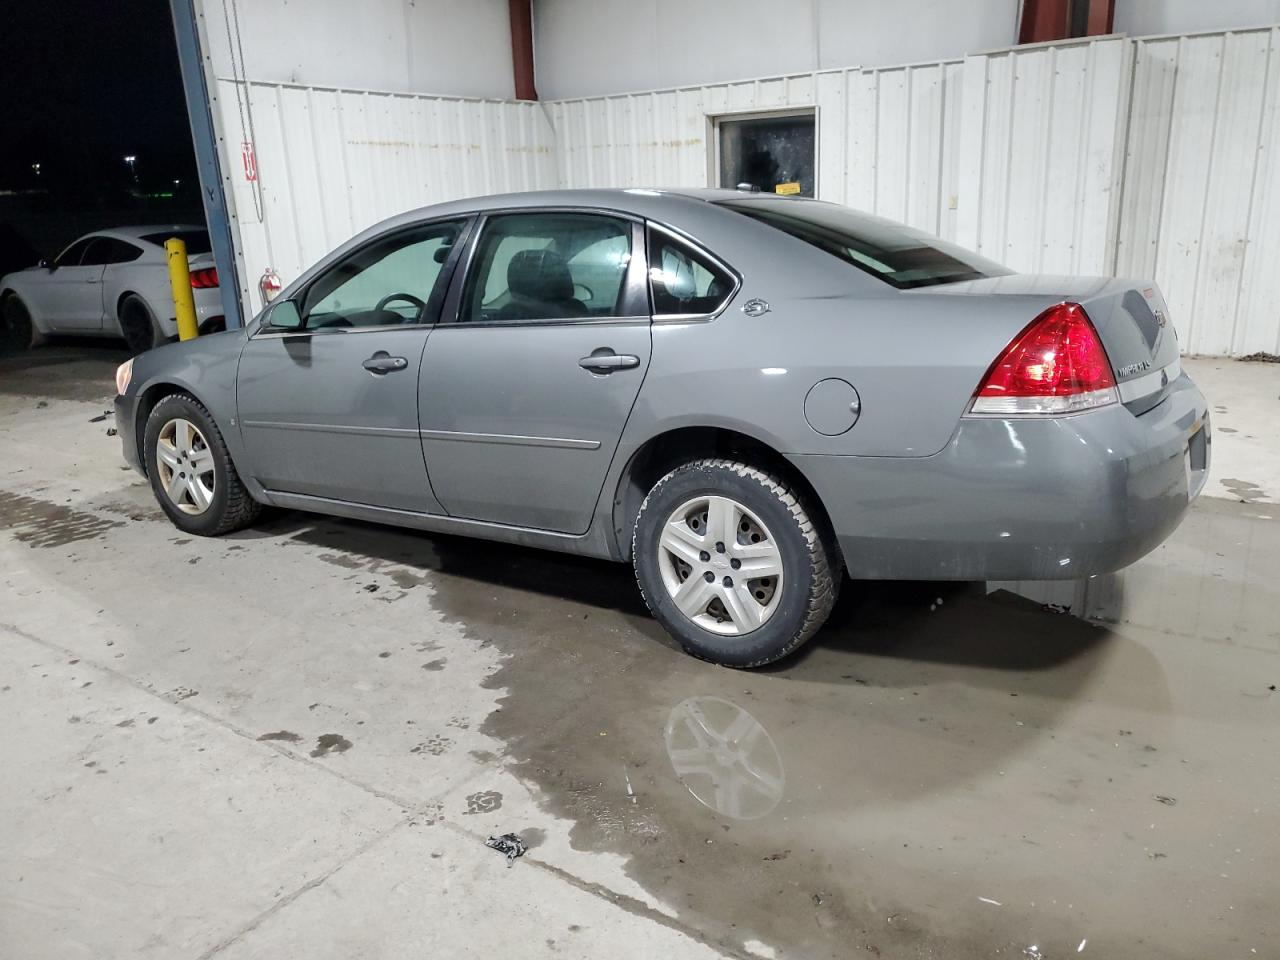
[1227,29,1276,352]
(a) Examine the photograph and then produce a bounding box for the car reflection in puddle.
[664,696,784,820]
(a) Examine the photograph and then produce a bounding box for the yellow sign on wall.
[775,181,801,195]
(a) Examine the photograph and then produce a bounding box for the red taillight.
[970,302,1118,416]
[190,267,219,289]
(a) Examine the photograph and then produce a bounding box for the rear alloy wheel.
[143,393,262,536]
[120,295,162,355]
[633,459,839,667]
[1,294,43,352]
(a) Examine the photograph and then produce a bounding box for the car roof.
[355,187,819,252]
[389,187,764,219]
[86,225,206,244]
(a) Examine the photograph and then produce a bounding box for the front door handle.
[578,351,640,373]
[362,353,408,374]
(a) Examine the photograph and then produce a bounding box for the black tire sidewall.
[143,395,234,536]
[121,297,158,355]
[634,462,818,667]
[1,296,34,352]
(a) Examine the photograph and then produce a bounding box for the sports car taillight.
[969,302,1118,416]
[190,267,219,289]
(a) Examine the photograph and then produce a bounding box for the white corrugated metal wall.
[1117,26,1280,356]
[213,29,1280,356]
[548,37,1131,277]
[213,80,557,311]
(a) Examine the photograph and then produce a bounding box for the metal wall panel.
[549,37,1130,278]
[213,79,557,313]
[953,37,1130,275]
[212,29,1280,356]
[1117,27,1280,356]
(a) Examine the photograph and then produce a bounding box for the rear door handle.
[578,352,640,373]
[362,353,408,373]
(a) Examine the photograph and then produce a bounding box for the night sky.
[0,0,197,202]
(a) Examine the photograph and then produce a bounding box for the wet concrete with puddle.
[2,346,1277,958]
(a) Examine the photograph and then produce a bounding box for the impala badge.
[1118,359,1151,377]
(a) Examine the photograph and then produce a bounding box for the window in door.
[54,238,94,267]
[300,220,463,329]
[717,111,816,197]
[459,213,633,323]
[82,238,142,265]
[647,228,736,317]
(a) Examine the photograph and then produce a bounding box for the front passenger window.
[300,221,461,329]
[459,213,632,323]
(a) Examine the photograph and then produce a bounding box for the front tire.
[143,393,262,536]
[120,295,163,355]
[1,294,44,352]
[633,459,839,667]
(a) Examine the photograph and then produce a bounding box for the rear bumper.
[157,289,224,338]
[792,373,1210,581]
[114,393,143,475]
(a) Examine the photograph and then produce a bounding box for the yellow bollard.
[165,238,200,341]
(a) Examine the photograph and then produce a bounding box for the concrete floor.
[1,345,1277,960]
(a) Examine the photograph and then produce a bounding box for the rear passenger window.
[647,228,735,316]
[459,213,633,323]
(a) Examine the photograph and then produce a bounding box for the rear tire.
[120,295,163,355]
[143,393,262,536]
[1,294,44,352]
[632,459,839,668]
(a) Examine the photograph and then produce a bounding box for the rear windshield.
[140,230,211,254]
[717,199,1010,290]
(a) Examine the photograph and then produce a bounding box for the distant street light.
[123,154,138,183]
[31,162,41,176]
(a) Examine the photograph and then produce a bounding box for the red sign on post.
[241,141,258,182]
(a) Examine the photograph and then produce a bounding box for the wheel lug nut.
[703,571,715,583]
[699,551,710,562]
[722,576,733,587]
[715,542,725,553]
[730,558,741,570]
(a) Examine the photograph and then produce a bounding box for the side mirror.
[263,299,303,331]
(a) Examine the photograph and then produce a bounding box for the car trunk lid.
[913,274,1181,415]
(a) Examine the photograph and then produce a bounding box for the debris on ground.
[88,410,111,422]
[1023,945,1044,959]
[1042,603,1070,614]
[484,833,527,867]
[1154,795,1178,806]
[105,427,117,437]
[977,896,1003,906]
[1237,351,1280,363]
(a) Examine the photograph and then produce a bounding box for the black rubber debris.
[484,833,527,867]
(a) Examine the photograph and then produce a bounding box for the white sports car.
[0,225,225,355]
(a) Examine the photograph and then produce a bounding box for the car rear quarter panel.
[627,289,1061,460]
[105,262,173,335]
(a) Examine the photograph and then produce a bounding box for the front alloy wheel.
[143,393,262,536]
[156,418,216,514]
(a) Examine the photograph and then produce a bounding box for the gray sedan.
[113,189,1209,666]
